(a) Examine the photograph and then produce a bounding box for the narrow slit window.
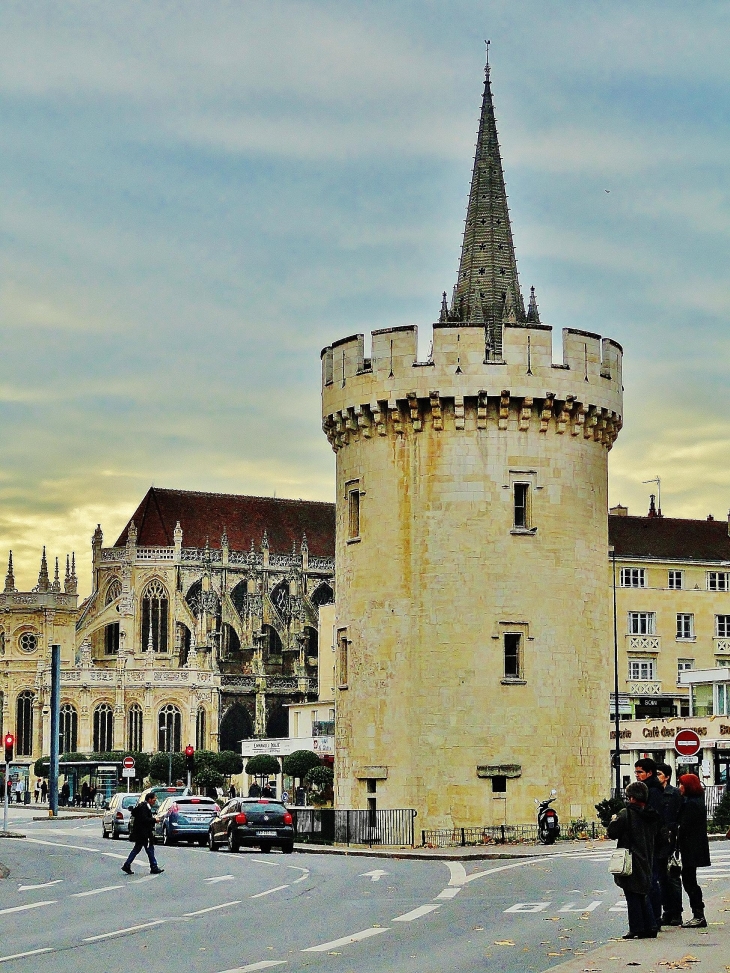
[513,483,529,528]
[504,633,521,679]
[348,487,360,539]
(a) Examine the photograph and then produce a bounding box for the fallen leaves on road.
[493,940,516,946]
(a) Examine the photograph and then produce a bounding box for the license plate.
[257,830,277,836]
[188,816,207,823]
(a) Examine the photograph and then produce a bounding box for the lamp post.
[160,724,172,785]
[610,545,621,797]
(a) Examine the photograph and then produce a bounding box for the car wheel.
[208,830,218,851]
[111,825,119,840]
[281,841,294,854]
[102,824,109,839]
[163,826,176,846]
[259,842,272,854]
[227,830,240,853]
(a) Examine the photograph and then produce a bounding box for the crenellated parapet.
[321,321,623,451]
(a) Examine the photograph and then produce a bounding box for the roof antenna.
[642,476,662,517]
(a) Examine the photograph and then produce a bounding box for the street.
[1,808,729,973]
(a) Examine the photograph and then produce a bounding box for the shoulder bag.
[609,809,633,877]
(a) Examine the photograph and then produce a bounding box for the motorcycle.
[535,789,560,844]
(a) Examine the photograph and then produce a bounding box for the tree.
[304,765,333,789]
[149,751,185,783]
[282,750,321,784]
[595,796,625,828]
[245,755,280,778]
[711,786,730,832]
[195,766,225,790]
[217,750,244,776]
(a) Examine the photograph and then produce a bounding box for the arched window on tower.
[196,708,207,751]
[304,625,318,659]
[105,578,122,605]
[221,623,241,658]
[59,703,78,754]
[158,704,181,753]
[310,582,334,608]
[262,624,283,656]
[93,703,114,753]
[142,579,168,653]
[127,704,143,752]
[16,690,34,756]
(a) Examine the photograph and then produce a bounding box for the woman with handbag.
[676,773,711,928]
[607,781,660,939]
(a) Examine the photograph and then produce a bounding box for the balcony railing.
[714,638,730,654]
[626,680,662,696]
[626,635,661,652]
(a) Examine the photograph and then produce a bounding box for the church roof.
[450,58,524,351]
[609,514,730,563]
[114,487,335,557]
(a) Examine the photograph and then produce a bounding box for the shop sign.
[313,736,334,754]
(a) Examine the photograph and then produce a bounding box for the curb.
[31,813,103,822]
[0,832,26,840]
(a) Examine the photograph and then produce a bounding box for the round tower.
[320,63,624,829]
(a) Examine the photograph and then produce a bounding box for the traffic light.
[3,733,14,763]
[185,745,195,772]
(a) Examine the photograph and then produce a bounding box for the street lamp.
[610,545,621,797]
[160,724,172,785]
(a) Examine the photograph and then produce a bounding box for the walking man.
[122,793,164,876]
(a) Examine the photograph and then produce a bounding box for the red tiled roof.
[609,515,730,563]
[114,488,335,557]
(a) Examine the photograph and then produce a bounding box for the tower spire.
[36,546,50,592]
[4,551,15,593]
[452,54,524,354]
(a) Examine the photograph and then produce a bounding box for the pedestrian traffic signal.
[185,745,194,772]
[3,733,14,763]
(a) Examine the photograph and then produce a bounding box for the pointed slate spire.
[4,551,16,593]
[526,285,541,323]
[439,291,449,323]
[36,547,50,592]
[52,557,61,592]
[452,57,524,354]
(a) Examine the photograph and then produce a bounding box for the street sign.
[674,729,701,758]
[123,756,135,770]
[122,767,135,777]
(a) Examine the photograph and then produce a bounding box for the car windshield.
[121,796,139,809]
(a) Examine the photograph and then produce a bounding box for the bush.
[149,751,185,783]
[216,750,244,776]
[595,796,625,828]
[245,755,281,778]
[711,785,730,832]
[195,766,225,789]
[282,750,321,782]
[304,765,333,789]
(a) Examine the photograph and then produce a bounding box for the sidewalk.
[540,887,730,973]
[292,839,611,860]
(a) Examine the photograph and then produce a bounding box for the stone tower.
[321,61,623,828]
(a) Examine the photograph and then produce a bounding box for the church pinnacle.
[4,551,16,593]
[449,56,524,355]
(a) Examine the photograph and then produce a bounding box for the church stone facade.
[0,488,334,780]
[321,63,624,829]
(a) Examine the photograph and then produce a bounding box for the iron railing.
[612,783,727,823]
[292,808,417,847]
[421,821,604,847]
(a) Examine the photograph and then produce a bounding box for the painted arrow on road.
[359,869,388,882]
[205,875,235,884]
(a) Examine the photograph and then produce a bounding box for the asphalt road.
[1,807,729,973]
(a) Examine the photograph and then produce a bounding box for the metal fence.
[292,808,417,847]
[612,783,726,824]
[421,822,604,848]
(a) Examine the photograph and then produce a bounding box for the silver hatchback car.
[102,793,141,839]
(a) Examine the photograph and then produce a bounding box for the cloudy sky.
[1,0,729,594]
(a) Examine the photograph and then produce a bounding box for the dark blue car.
[153,795,220,846]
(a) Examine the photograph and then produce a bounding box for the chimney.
[609,504,628,517]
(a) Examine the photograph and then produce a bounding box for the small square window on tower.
[503,633,522,679]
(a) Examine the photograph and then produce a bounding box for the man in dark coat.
[677,773,711,927]
[608,781,660,938]
[634,757,666,925]
[656,762,683,925]
[122,793,164,875]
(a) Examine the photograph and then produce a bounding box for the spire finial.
[35,546,50,592]
[4,551,16,593]
[485,38,490,71]
[526,285,541,324]
[52,557,61,592]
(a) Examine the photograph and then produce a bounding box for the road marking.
[392,904,441,922]
[83,919,166,941]
[0,948,54,964]
[184,900,242,916]
[250,885,289,898]
[130,875,156,885]
[303,927,388,952]
[504,902,551,913]
[218,963,287,972]
[609,901,628,912]
[436,887,461,900]
[72,885,124,898]
[447,861,467,886]
[464,858,560,885]
[21,838,99,854]
[291,873,309,885]
[102,852,127,860]
[559,901,602,913]
[251,859,278,867]
[359,869,388,882]
[0,901,57,916]
[205,875,235,884]
[17,880,63,891]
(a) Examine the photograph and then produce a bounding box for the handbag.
[609,846,633,876]
[667,852,682,877]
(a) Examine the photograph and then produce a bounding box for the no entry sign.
[674,729,701,758]
[123,756,135,769]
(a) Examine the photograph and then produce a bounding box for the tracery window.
[196,708,207,751]
[104,622,120,655]
[59,703,78,754]
[127,704,143,752]
[16,690,34,756]
[142,579,168,653]
[105,578,122,605]
[19,631,39,653]
[158,704,181,753]
[93,703,114,752]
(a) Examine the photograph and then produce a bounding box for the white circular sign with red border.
[123,756,135,769]
[674,729,701,758]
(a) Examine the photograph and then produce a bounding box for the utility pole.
[49,644,61,817]
[611,548,621,797]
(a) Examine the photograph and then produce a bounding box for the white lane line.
[251,859,278,867]
[392,904,441,922]
[464,857,561,885]
[436,887,461,900]
[102,852,127,860]
[0,901,57,916]
[72,885,124,898]
[218,963,287,972]
[205,875,235,884]
[21,838,99,854]
[303,927,388,952]
[83,919,166,942]
[17,880,63,891]
[184,900,242,917]
[447,861,467,886]
[291,873,309,885]
[250,885,289,898]
[0,948,54,964]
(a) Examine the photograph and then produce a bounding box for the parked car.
[207,798,294,854]
[138,784,189,807]
[101,793,140,839]
[153,795,220,846]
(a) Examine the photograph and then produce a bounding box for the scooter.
[535,789,560,844]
